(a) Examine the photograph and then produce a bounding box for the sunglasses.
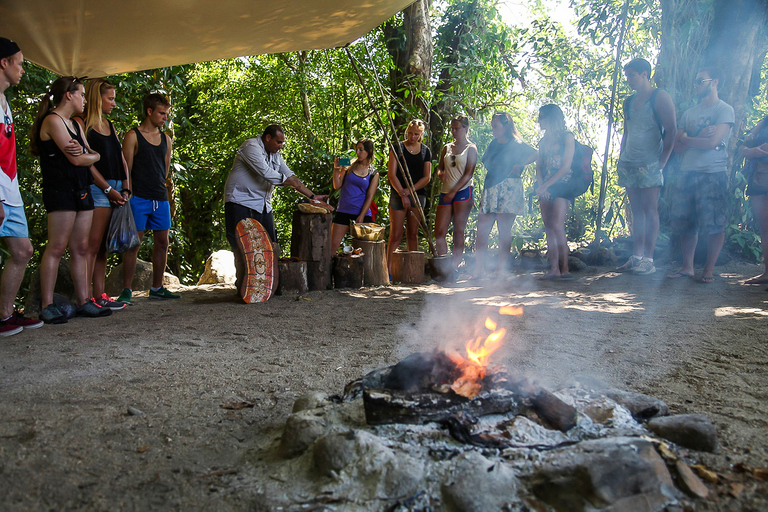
[3,115,11,138]
[450,155,456,167]
[694,78,713,86]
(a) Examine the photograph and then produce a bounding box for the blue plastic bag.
[107,201,140,253]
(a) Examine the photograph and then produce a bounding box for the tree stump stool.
[351,239,389,286]
[276,259,308,295]
[332,254,365,289]
[391,251,425,284]
[290,211,332,291]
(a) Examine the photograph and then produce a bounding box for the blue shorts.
[131,196,171,231]
[438,186,473,207]
[90,179,122,208]
[0,204,29,238]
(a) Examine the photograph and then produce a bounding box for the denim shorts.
[669,171,728,235]
[438,186,473,206]
[390,192,427,211]
[0,203,29,238]
[131,196,171,231]
[90,179,122,208]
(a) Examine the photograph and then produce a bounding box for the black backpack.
[623,89,663,136]
[569,140,595,197]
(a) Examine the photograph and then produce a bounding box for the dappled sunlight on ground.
[714,305,768,318]
[561,290,643,314]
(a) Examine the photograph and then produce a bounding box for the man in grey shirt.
[668,67,734,283]
[615,58,677,276]
[224,124,331,290]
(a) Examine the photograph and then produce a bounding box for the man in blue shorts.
[119,93,179,302]
[668,67,734,283]
[0,38,44,335]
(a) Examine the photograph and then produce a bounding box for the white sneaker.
[632,259,656,275]
[616,257,639,272]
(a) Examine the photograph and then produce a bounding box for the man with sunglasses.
[0,38,44,335]
[668,67,734,283]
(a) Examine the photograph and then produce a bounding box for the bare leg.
[122,231,145,290]
[451,199,473,270]
[405,209,421,251]
[626,187,646,258]
[495,213,517,273]
[40,211,77,308]
[552,198,570,274]
[0,236,34,318]
[69,210,94,305]
[539,199,560,277]
[701,231,725,280]
[330,223,350,256]
[434,206,452,256]
[639,186,661,258]
[387,208,406,274]
[746,195,768,283]
[474,213,495,276]
[672,232,698,277]
[87,206,113,297]
[152,230,170,289]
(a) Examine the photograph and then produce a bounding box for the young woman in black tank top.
[30,76,112,323]
[77,78,130,310]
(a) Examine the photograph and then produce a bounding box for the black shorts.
[390,193,427,211]
[333,212,373,226]
[224,202,278,249]
[42,186,95,213]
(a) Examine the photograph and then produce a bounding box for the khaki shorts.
[617,161,664,189]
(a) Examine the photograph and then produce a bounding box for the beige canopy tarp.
[0,0,414,77]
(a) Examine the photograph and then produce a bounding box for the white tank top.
[441,143,473,193]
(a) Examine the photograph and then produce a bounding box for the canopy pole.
[594,0,630,248]
[344,46,437,257]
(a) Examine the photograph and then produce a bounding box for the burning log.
[502,378,578,433]
[363,388,519,426]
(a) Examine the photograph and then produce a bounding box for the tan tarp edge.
[0,0,415,77]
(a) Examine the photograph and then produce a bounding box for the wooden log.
[502,378,578,432]
[350,239,389,286]
[290,211,332,291]
[391,250,425,284]
[332,254,364,289]
[276,260,308,295]
[363,388,519,425]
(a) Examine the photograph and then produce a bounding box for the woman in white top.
[434,115,478,276]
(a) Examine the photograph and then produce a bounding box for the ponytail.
[29,76,83,156]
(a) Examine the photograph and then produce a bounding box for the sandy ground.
[1,261,768,511]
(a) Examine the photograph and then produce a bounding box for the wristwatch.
[103,186,112,195]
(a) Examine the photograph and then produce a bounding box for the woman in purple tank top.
[330,138,380,251]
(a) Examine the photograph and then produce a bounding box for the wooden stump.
[332,254,365,288]
[391,251,425,284]
[290,211,332,291]
[276,260,308,295]
[351,239,389,286]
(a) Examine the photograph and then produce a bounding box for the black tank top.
[39,113,93,191]
[131,127,168,200]
[87,120,126,181]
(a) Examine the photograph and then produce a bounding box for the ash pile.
[246,350,717,512]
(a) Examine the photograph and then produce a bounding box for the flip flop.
[699,275,715,283]
[558,273,574,280]
[538,274,559,281]
[666,271,694,279]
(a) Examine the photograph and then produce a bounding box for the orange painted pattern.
[236,218,276,303]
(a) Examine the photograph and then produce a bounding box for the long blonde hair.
[84,78,116,134]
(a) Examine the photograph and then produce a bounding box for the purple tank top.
[337,167,375,216]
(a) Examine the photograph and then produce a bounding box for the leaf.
[675,460,709,499]
[137,445,150,453]
[691,464,719,484]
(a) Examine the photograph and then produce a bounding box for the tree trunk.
[390,250,426,284]
[350,239,389,285]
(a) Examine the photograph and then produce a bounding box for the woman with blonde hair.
[330,138,379,251]
[535,104,575,279]
[435,115,478,278]
[76,78,130,310]
[31,77,111,323]
[386,119,432,275]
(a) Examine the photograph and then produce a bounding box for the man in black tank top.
[119,93,179,302]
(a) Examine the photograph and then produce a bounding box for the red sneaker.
[3,311,43,331]
[0,320,23,337]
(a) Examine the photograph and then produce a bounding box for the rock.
[24,259,75,314]
[531,437,678,512]
[127,406,145,416]
[674,460,709,498]
[583,398,620,424]
[313,430,424,500]
[292,392,329,413]
[568,255,587,272]
[646,414,718,453]
[105,259,180,296]
[197,250,236,285]
[279,410,327,458]
[441,451,520,512]
[605,389,669,420]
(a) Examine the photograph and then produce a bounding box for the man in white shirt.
[223,124,332,290]
[0,38,44,335]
